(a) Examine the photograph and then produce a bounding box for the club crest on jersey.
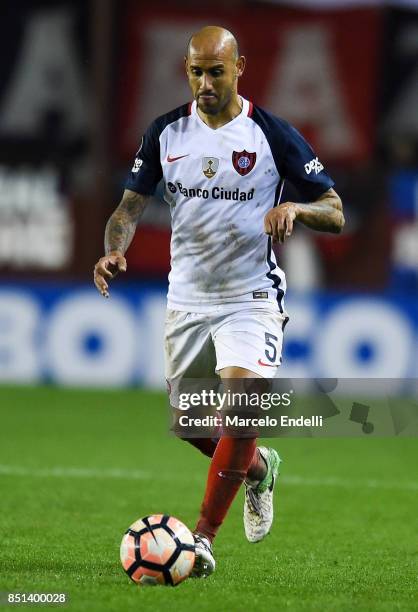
[232,150,256,176]
[202,157,219,179]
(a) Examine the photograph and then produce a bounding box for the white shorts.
[164,305,289,381]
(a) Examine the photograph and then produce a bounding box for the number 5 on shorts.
[264,332,279,363]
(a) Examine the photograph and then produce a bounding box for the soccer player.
[94,26,344,577]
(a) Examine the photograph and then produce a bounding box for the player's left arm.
[264,187,344,243]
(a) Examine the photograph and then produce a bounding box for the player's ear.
[236,56,246,78]
[184,56,189,75]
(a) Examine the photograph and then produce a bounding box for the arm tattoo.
[105,190,150,255]
[295,188,345,233]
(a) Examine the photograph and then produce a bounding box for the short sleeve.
[281,124,334,202]
[250,106,335,203]
[125,121,163,195]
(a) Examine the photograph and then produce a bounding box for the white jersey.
[126,97,334,313]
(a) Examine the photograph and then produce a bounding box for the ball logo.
[232,150,256,176]
[167,182,177,193]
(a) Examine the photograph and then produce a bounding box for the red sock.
[183,438,266,482]
[195,437,257,541]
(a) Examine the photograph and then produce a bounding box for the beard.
[196,91,231,115]
[197,101,219,115]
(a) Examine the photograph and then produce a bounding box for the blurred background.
[0,0,417,387]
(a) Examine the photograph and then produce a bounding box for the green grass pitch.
[0,386,417,611]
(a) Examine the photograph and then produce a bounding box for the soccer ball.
[120,514,195,586]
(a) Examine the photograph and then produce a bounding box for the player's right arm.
[94,190,151,298]
[94,118,163,298]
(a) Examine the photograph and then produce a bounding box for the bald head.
[187,26,239,61]
[185,25,245,118]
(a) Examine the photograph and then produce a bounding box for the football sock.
[195,437,257,541]
[183,438,267,483]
